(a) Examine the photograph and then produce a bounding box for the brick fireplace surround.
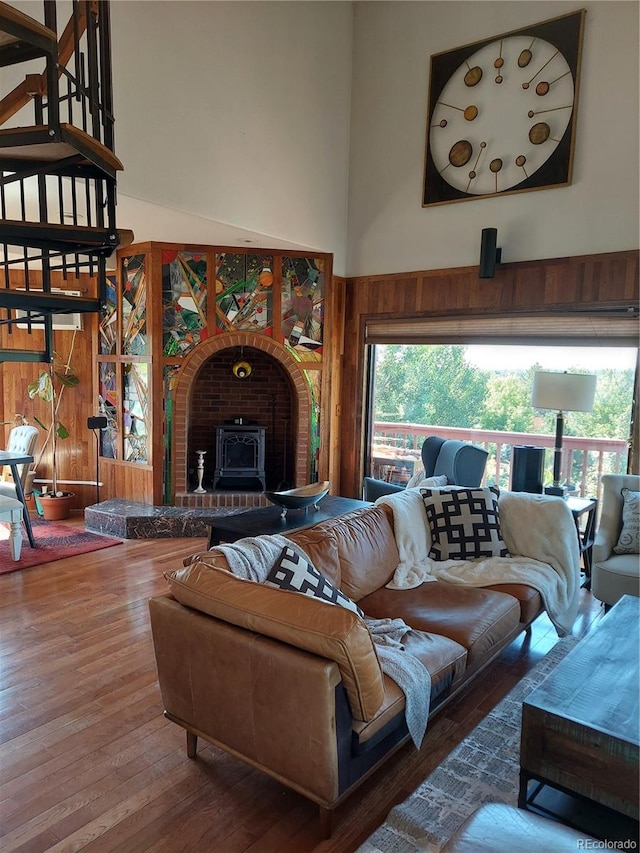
[172,332,313,509]
[85,332,318,539]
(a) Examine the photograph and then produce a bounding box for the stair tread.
[0,124,123,173]
[0,219,133,254]
[0,2,57,63]
[0,288,101,313]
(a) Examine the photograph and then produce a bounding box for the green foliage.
[26,356,80,493]
[373,344,634,443]
[480,372,537,432]
[374,345,487,427]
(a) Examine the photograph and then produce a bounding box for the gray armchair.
[363,436,488,502]
[591,474,640,609]
[0,424,39,500]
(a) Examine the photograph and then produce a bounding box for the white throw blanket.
[208,535,431,747]
[210,534,295,582]
[365,617,431,749]
[376,489,580,637]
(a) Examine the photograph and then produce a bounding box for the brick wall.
[189,346,295,491]
[172,332,311,507]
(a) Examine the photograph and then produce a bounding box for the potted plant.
[28,348,80,521]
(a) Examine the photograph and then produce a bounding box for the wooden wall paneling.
[325,274,345,492]
[0,270,100,511]
[339,249,640,499]
[99,457,154,504]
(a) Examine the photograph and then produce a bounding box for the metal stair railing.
[0,0,129,363]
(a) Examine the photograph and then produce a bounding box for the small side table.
[566,496,598,589]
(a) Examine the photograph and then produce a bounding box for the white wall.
[11,2,634,277]
[110,1,354,267]
[346,1,639,276]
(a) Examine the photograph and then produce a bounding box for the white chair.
[0,495,24,560]
[0,424,40,500]
[592,474,640,609]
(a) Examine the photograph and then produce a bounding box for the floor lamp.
[531,371,597,497]
[87,416,108,505]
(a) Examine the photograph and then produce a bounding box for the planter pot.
[39,493,75,521]
[24,493,37,514]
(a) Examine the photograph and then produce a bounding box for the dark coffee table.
[206,494,370,547]
[519,594,640,832]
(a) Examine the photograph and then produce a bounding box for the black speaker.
[87,416,107,429]
[479,227,502,279]
[511,445,545,493]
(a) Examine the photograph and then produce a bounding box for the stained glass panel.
[122,254,148,355]
[282,257,324,359]
[99,273,117,354]
[123,362,149,463]
[162,251,208,356]
[215,253,273,333]
[304,368,322,482]
[163,364,181,503]
[99,361,118,459]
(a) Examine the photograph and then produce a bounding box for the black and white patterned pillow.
[420,486,510,561]
[266,546,364,616]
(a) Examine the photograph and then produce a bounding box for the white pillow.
[406,470,448,489]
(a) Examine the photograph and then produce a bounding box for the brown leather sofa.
[149,503,547,835]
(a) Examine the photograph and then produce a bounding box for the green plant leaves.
[27,372,54,403]
[54,371,80,389]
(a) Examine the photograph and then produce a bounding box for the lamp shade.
[531,371,597,413]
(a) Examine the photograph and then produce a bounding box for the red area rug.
[0,518,121,574]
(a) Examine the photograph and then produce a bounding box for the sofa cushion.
[286,524,342,587]
[483,583,543,625]
[613,488,640,554]
[421,486,509,561]
[165,560,385,721]
[324,505,400,601]
[359,580,521,668]
[351,629,467,753]
[266,545,364,616]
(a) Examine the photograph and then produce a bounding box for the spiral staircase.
[0,0,130,362]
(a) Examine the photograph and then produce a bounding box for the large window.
[368,343,637,498]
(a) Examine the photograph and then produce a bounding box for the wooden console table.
[519,595,640,830]
[206,494,370,547]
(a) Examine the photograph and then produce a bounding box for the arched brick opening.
[172,332,312,503]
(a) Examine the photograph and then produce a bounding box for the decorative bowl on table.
[264,481,330,518]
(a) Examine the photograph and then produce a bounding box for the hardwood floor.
[0,514,605,852]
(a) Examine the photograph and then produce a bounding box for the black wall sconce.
[479,228,502,279]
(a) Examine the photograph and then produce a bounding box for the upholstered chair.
[591,473,640,609]
[0,424,40,500]
[363,436,488,502]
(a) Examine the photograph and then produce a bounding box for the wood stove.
[213,424,266,490]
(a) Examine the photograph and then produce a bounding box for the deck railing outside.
[371,422,628,502]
